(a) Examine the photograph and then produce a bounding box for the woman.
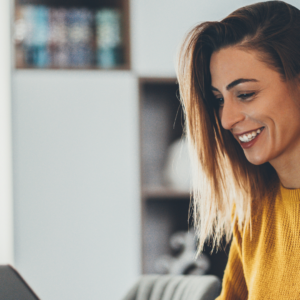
[177,1,300,299]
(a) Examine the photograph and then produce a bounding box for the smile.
[237,127,265,143]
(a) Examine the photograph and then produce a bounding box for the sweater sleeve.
[215,223,248,300]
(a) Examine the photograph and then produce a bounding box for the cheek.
[272,99,300,140]
[251,103,300,164]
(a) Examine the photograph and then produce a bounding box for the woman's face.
[210,46,300,166]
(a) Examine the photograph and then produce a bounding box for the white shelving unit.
[0,0,13,265]
[12,0,300,300]
[13,71,140,300]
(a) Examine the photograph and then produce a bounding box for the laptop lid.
[0,265,40,300]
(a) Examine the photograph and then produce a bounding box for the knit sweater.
[216,185,300,300]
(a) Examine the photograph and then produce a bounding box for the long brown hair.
[177,1,300,252]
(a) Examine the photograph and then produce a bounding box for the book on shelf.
[96,9,123,68]
[66,8,93,67]
[15,5,50,68]
[48,8,68,68]
[14,5,124,69]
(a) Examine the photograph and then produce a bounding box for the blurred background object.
[163,137,191,193]
[48,8,69,67]
[14,3,126,69]
[66,8,93,67]
[155,230,210,276]
[96,9,123,67]
[3,0,300,300]
[139,78,229,281]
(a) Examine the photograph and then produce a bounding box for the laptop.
[0,265,40,300]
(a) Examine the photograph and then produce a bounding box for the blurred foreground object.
[155,230,210,275]
[0,265,40,299]
[122,275,221,300]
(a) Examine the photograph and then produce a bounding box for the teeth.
[238,128,263,143]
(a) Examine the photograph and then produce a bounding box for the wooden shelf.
[142,186,190,200]
[15,64,130,71]
[17,0,123,7]
[14,0,131,70]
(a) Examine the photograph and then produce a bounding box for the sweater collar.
[280,183,300,202]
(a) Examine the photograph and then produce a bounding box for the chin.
[244,153,269,166]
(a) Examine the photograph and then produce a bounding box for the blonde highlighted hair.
[177,1,300,252]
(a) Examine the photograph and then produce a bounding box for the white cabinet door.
[12,70,140,300]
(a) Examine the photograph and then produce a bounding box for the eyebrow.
[211,78,259,92]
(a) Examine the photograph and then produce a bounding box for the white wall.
[13,71,140,300]
[0,0,14,264]
[131,0,300,77]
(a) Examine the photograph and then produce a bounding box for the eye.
[213,95,224,107]
[217,97,224,107]
[238,92,255,100]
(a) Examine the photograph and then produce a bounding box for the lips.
[235,127,265,149]
[236,127,265,143]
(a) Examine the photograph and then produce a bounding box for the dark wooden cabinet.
[139,77,230,279]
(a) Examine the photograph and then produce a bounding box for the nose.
[219,98,245,130]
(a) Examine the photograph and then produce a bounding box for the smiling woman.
[210,47,300,170]
[177,1,300,299]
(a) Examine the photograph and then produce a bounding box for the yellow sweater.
[216,185,300,300]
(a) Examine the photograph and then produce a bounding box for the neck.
[270,151,300,189]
